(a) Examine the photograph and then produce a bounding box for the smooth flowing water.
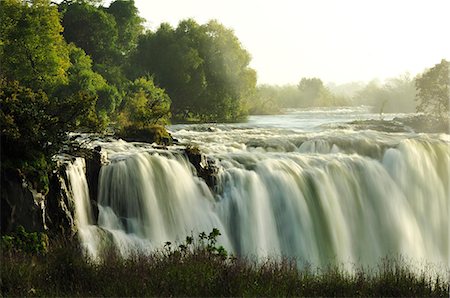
[68,107,449,268]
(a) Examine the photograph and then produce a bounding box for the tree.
[415,59,449,117]
[0,0,107,154]
[297,78,337,106]
[382,73,416,113]
[51,43,120,131]
[0,0,70,92]
[0,78,95,171]
[117,77,171,129]
[107,0,144,56]
[128,21,206,117]
[200,20,256,121]
[354,80,388,110]
[129,19,256,122]
[60,1,119,65]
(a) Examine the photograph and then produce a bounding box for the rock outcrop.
[183,146,218,189]
[1,168,46,234]
[1,146,107,237]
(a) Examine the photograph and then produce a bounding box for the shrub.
[1,225,48,255]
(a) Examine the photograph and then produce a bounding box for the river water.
[67,107,449,269]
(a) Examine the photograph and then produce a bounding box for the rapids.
[67,107,449,269]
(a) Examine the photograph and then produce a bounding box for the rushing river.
[67,107,449,269]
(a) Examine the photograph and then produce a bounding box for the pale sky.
[133,0,450,85]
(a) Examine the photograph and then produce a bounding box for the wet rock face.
[85,146,104,222]
[0,163,79,237]
[1,146,106,236]
[45,168,76,237]
[183,146,218,189]
[1,168,46,234]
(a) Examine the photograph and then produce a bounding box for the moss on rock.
[117,125,174,145]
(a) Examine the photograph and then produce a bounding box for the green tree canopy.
[129,19,256,122]
[415,59,449,117]
[60,1,118,65]
[0,0,107,152]
[51,43,118,131]
[0,78,95,163]
[117,77,171,129]
[107,0,144,56]
[0,0,70,92]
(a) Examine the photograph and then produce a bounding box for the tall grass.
[1,233,448,297]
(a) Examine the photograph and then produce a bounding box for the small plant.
[1,225,48,255]
[163,228,228,260]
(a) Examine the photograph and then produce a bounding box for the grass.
[1,235,448,297]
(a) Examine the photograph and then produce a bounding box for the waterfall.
[68,136,449,268]
[216,139,449,267]
[96,152,230,255]
[65,158,99,257]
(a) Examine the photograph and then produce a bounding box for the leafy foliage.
[0,78,96,166]
[163,228,228,260]
[129,19,256,122]
[1,225,48,255]
[117,77,171,129]
[106,0,144,56]
[60,1,119,65]
[415,59,449,117]
[0,0,70,91]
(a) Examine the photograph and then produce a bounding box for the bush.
[1,225,48,255]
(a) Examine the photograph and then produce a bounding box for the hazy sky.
[133,0,450,85]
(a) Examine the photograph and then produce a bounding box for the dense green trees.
[129,19,256,122]
[60,1,119,66]
[415,59,449,117]
[4,0,260,172]
[0,0,98,161]
[0,0,70,91]
[0,0,130,191]
[107,0,144,57]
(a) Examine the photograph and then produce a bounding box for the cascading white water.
[215,139,449,267]
[65,157,99,258]
[68,108,449,269]
[95,152,230,256]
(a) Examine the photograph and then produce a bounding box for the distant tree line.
[249,60,449,117]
